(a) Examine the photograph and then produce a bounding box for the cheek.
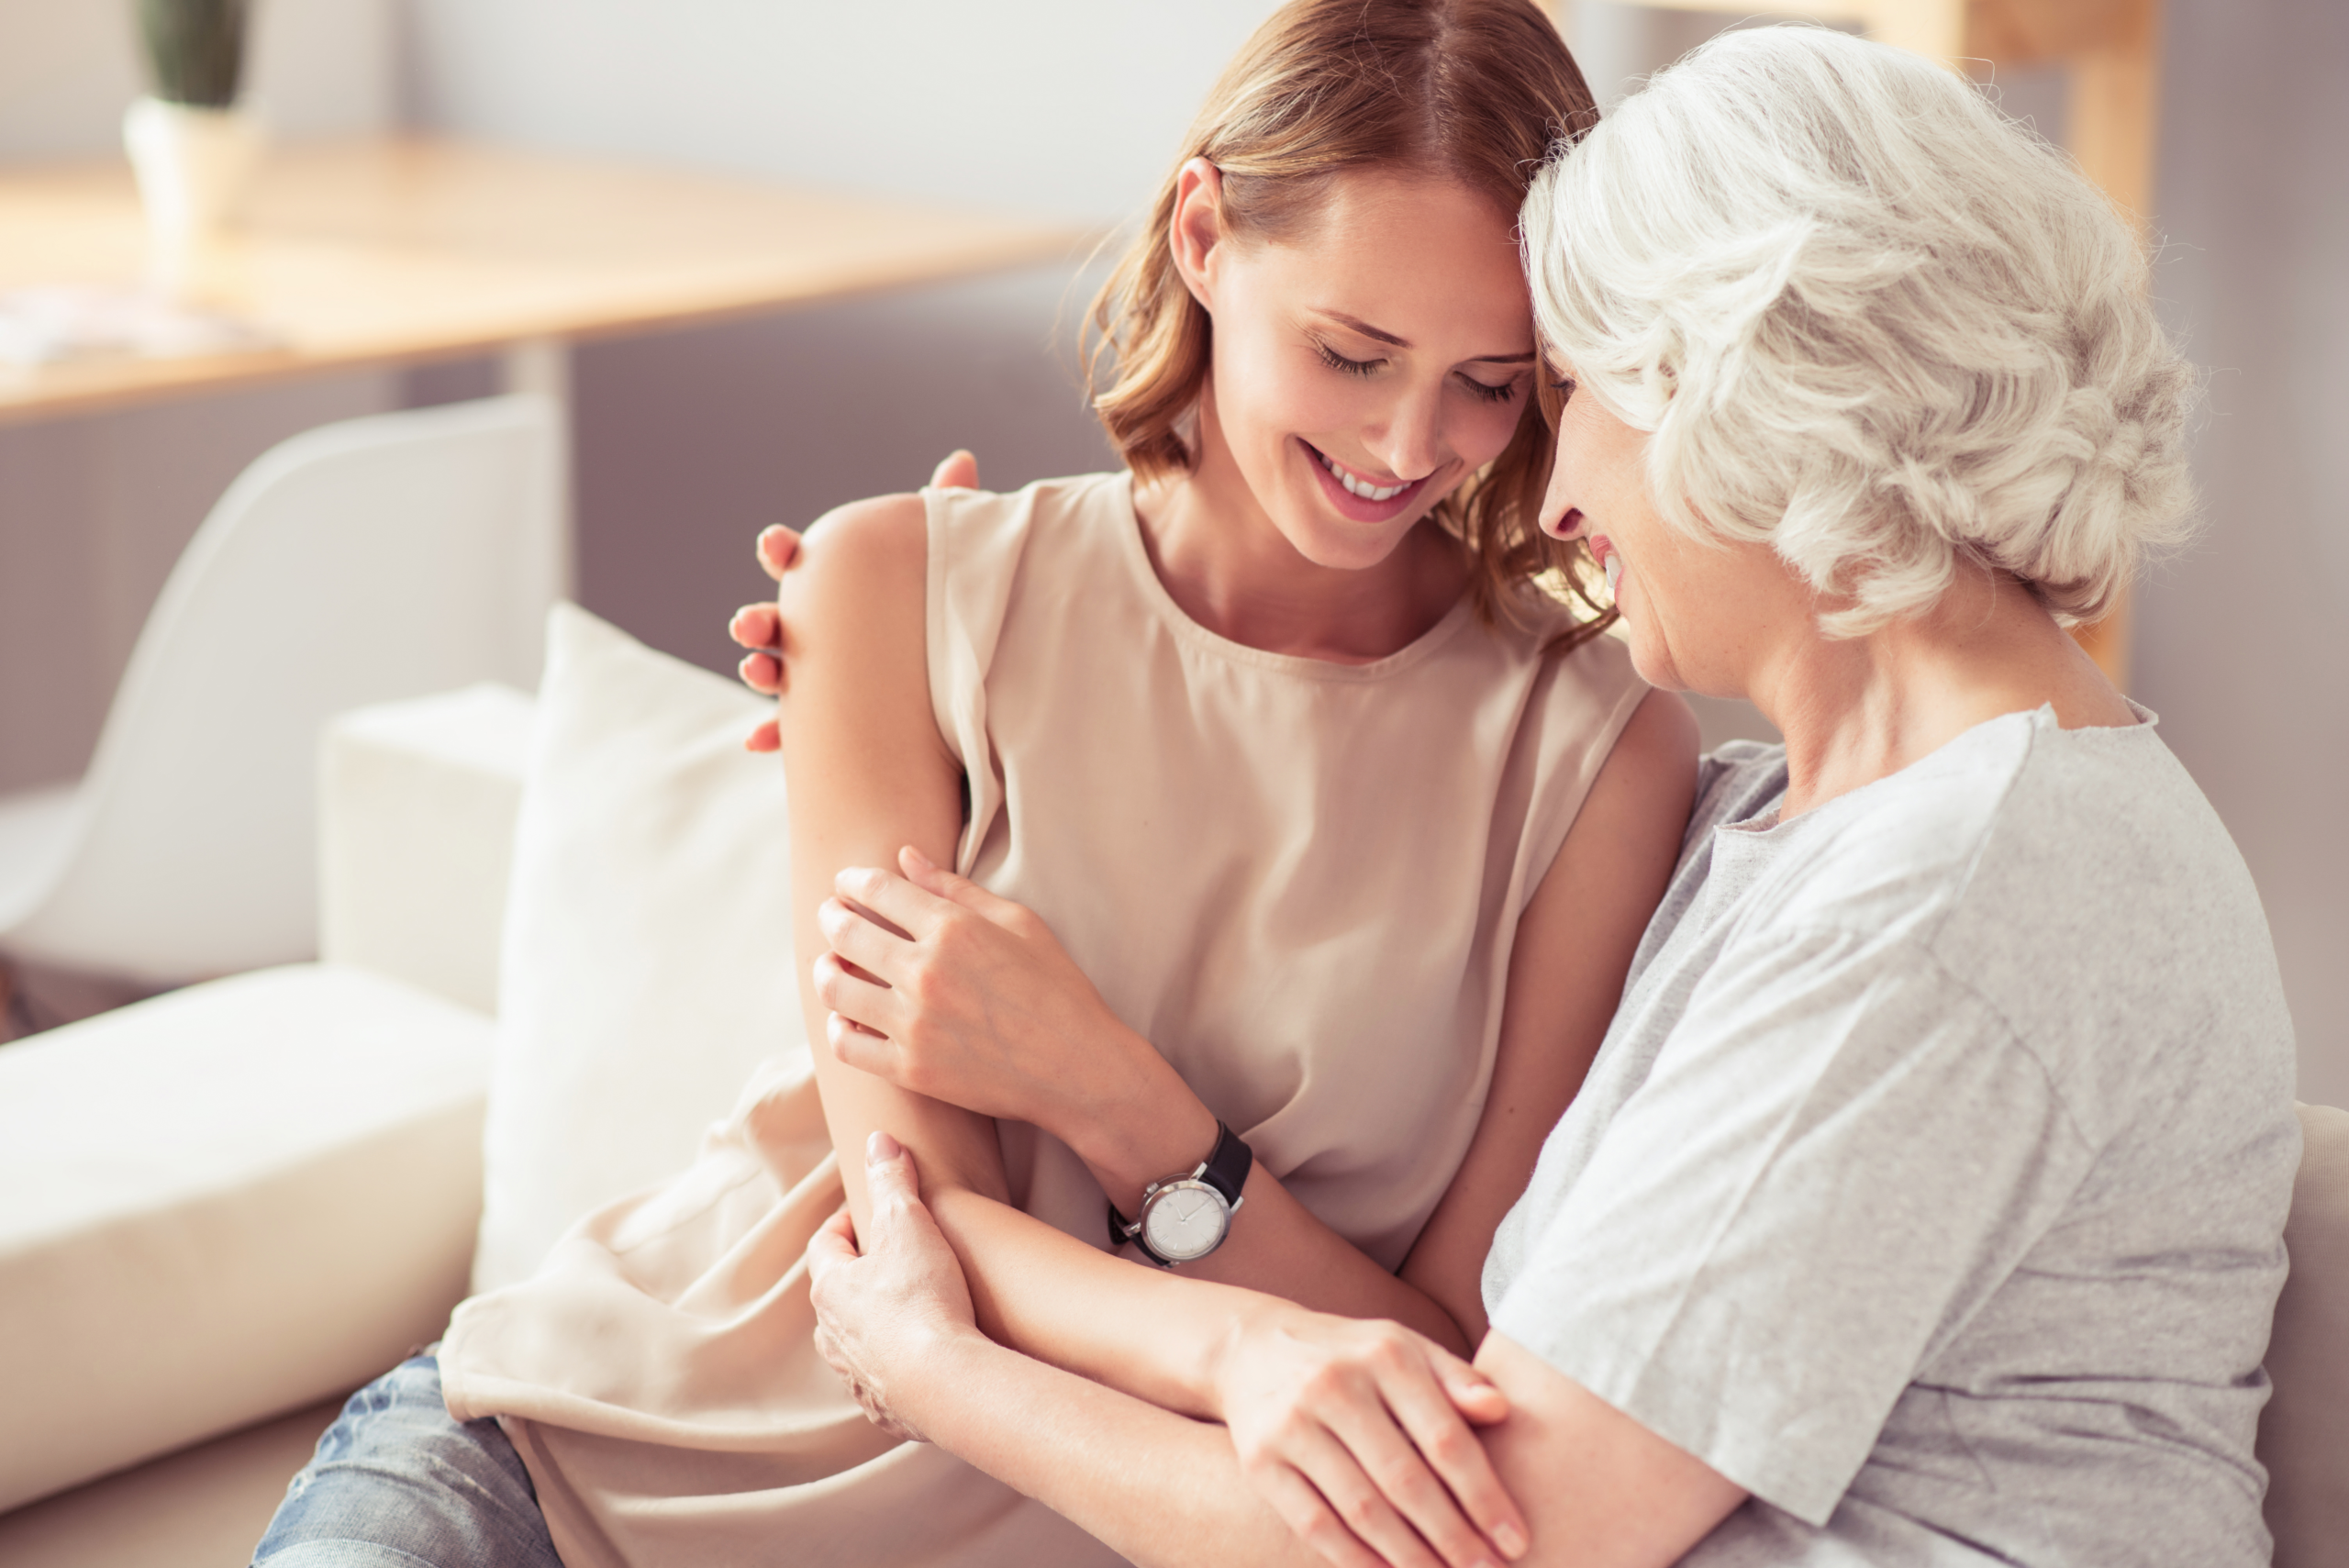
[1458,397,1527,470]
[1212,346,1364,491]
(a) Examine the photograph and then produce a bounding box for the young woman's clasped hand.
[813,846,1219,1212]
[810,1132,1533,1568]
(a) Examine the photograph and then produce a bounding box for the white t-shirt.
[1484,707,2299,1566]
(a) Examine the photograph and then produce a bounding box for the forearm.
[1060,1046,1475,1354]
[908,1324,1321,1568]
[930,1184,1260,1416]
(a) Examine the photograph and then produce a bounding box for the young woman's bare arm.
[1398,687,1697,1340]
[776,494,1009,1222]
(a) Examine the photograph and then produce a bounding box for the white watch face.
[1141,1179,1229,1262]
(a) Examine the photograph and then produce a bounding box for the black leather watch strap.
[1108,1120,1253,1264]
[1196,1118,1253,1207]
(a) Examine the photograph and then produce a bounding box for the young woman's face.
[1178,167,1536,572]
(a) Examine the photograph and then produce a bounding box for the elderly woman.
[801,24,2300,1568]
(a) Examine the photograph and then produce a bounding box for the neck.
[1132,387,1464,664]
[1743,566,2136,819]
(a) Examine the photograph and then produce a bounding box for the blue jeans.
[251,1355,563,1568]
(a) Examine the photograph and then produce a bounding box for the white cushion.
[471,604,804,1293]
[0,963,492,1512]
[319,682,535,1016]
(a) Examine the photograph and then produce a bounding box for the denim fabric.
[251,1355,563,1568]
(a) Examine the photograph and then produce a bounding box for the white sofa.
[0,684,532,1567]
[1,651,2343,1568]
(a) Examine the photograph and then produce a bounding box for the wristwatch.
[1107,1120,1253,1267]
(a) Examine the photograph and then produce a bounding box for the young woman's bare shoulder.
[780,493,928,637]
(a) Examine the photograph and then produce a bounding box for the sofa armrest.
[0,964,492,1513]
[319,684,534,1016]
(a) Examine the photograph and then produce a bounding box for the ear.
[1168,158,1228,313]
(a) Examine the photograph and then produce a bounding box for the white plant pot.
[123,95,260,297]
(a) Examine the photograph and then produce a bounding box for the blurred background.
[0,0,2342,1101]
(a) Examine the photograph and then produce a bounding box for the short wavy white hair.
[1520,25,2197,632]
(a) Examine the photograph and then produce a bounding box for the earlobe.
[1169,157,1226,313]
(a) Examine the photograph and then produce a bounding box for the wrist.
[1197,1295,1291,1421]
[1066,1034,1220,1214]
[891,1319,997,1443]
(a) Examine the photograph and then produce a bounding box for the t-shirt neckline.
[1725,698,2161,838]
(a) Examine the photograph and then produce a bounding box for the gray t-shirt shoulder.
[1484,707,2300,1567]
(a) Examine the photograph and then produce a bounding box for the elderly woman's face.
[1539,371,1779,694]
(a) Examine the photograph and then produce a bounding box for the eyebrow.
[1314,310,1536,365]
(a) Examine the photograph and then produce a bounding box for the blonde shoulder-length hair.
[1086,0,1611,639]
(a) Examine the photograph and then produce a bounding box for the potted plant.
[123,0,259,295]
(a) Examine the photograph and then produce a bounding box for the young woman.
[805,25,2299,1568]
[251,5,1695,1567]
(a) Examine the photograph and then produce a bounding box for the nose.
[1363,377,1447,484]
[1537,439,1583,539]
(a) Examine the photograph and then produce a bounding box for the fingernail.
[866,1130,902,1164]
[1494,1523,1528,1558]
[903,845,937,873]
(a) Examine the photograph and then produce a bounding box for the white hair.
[1520,24,2197,633]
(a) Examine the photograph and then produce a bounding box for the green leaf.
[136,0,251,110]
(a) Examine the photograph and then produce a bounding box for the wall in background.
[2135,0,2349,1106]
[394,0,1281,667]
[1,0,2340,1099]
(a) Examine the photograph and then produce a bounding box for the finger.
[807,1203,863,1289]
[1325,1390,1497,1568]
[1251,1460,1388,1568]
[739,651,782,695]
[834,864,958,941]
[1379,1355,1526,1562]
[812,951,903,1044]
[1287,1423,1447,1568]
[930,450,979,490]
[896,845,1029,929]
[864,1129,923,1217]
[818,896,916,985]
[757,524,802,579]
[729,602,781,651]
[1432,1354,1511,1429]
[745,718,780,753]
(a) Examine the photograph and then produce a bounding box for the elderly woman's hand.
[812,847,1189,1167]
[807,1132,980,1443]
[730,450,981,751]
[1209,1303,1527,1568]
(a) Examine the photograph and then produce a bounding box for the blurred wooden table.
[0,138,1092,428]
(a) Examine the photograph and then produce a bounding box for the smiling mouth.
[1306,441,1421,504]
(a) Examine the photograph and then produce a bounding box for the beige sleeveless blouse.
[440,473,1647,1568]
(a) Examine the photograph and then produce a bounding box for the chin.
[1282,506,1419,573]
[1621,624,1685,692]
